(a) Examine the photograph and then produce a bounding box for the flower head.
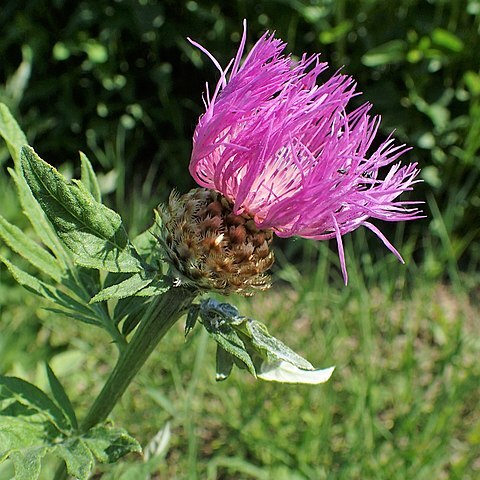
[188,22,421,284]
[158,188,274,295]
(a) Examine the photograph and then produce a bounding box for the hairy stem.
[53,286,196,480]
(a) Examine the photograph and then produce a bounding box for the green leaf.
[43,284,102,323]
[46,365,78,430]
[0,417,49,464]
[114,293,149,323]
[0,375,70,433]
[132,278,169,297]
[54,440,94,480]
[79,151,102,203]
[0,103,71,266]
[185,304,199,337]
[464,70,480,97]
[132,222,159,258]
[197,299,335,384]
[0,255,104,327]
[43,307,102,327]
[0,255,62,303]
[0,214,64,282]
[8,449,46,480]
[1,256,84,309]
[200,315,256,376]
[132,212,165,268]
[361,40,407,67]
[20,146,142,273]
[8,168,71,267]
[215,345,234,381]
[82,425,141,463]
[0,375,140,480]
[319,20,353,44]
[431,28,464,53]
[244,320,314,370]
[120,303,148,336]
[0,102,27,166]
[114,291,164,336]
[90,272,157,303]
[211,327,256,376]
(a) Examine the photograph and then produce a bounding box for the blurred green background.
[1,1,479,479]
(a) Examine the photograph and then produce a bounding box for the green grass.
[1,235,479,479]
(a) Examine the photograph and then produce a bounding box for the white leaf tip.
[257,361,335,384]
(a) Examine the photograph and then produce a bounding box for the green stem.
[53,286,197,480]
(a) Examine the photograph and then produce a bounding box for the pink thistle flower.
[188,22,422,284]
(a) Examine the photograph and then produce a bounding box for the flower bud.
[158,188,274,295]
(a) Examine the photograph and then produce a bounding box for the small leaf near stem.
[53,286,197,480]
[0,372,140,480]
[196,298,335,384]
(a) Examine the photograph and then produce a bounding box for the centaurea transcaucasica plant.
[0,22,421,480]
